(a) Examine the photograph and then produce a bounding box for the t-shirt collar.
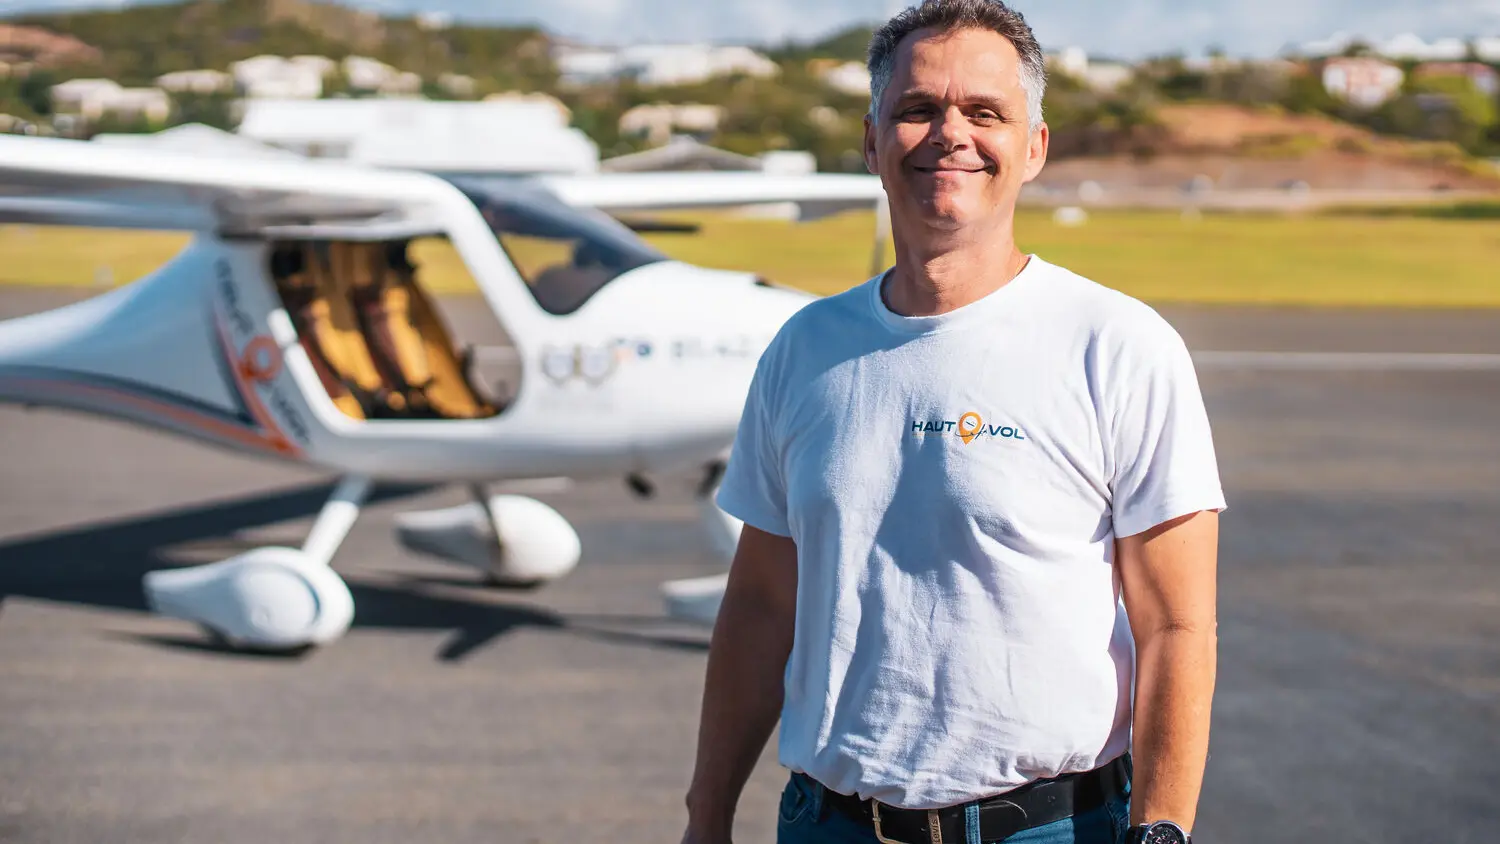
[868,254,1044,336]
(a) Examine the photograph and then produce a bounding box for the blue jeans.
[775,772,1131,844]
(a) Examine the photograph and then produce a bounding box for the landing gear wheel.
[144,547,355,651]
[393,490,581,586]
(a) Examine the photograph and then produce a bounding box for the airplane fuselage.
[0,233,812,484]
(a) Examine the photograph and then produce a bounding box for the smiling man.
[681,3,1226,844]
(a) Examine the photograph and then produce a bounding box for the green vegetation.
[635,208,1500,308]
[8,1,1497,170]
[0,225,191,287]
[4,208,1498,309]
[1328,199,1500,219]
[5,0,555,93]
[765,25,876,64]
[1139,56,1500,158]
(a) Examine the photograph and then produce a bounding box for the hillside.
[3,2,1498,187]
[5,0,554,90]
[1034,103,1500,193]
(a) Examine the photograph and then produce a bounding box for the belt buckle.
[870,802,943,844]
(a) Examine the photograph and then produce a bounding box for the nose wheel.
[142,475,370,652]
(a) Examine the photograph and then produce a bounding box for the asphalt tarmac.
[1,288,1499,844]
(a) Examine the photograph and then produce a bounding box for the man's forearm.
[1129,625,1217,831]
[684,586,795,838]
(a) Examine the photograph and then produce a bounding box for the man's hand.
[1118,509,1219,833]
[680,525,799,844]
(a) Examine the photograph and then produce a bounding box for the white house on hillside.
[1322,57,1405,108]
[1047,47,1132,92]
[618,103,723,145]
[231,55,328,99]
[819,61,871,97]
[155,69,232,95]
[341,56,421,95]
[50,78,170,123]
[237,98,599,175]
[555,43,778,87]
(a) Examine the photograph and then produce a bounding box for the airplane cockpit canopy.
[450,178,669,316]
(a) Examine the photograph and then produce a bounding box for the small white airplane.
[0,134,887,651]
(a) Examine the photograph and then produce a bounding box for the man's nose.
[927,106,971,149]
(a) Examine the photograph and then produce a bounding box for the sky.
[3,0,1500,59]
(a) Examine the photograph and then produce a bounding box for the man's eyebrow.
[891,89,1012,110]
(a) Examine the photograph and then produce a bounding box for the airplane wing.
[0,135,448,237]
[533,171,887,221]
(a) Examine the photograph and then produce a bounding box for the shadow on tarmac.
[0,480,708,662]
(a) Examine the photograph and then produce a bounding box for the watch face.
[1141,821,1190,844]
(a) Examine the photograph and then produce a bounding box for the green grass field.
[2,206,1498,308]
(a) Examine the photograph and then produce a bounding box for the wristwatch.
[1125,820,1191,844]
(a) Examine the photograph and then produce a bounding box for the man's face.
[864,27,1048,235]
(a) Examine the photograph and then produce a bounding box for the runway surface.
[2,287,1499,843]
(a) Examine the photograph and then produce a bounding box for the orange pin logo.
[958,412,983,445]
[239,336,282,383]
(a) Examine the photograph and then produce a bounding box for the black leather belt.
[800,754,1130,844]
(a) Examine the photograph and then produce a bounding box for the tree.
[18,70,57,117]
[1397,74,1499,153]
[173,91,235,130]
[1279,70,1339,114]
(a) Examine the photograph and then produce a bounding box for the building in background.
[1321,57,1405,109]
[601,135,760,172]
[236,98,599,175]
[554,43,778,87]
[1047,47,1134,93]
[155,69,233,95]
[91,122,300,159]
[618,103,723,146]
[814,60,871,98]
[50,79,170,124]
[230,55,329,99]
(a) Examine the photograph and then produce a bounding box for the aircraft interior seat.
[338,241,494,420]
[271,243,410,419]
[384,249,493,419]
[268,248,367,421]
[307,242,413,417]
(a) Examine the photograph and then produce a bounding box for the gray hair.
[867,0,1047,131]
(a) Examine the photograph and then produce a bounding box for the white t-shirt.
[716,255,1226,810]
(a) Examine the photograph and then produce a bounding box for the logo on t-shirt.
[910,412,1026,444]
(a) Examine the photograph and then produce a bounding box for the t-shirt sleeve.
[1108,320,1227,539]
[715,353,791,537]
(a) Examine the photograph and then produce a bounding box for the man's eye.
[971,111,1001,122]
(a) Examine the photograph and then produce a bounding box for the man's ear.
[1022,122,1049,183]
[863,113,878,175]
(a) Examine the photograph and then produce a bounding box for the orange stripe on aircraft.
[4,375,301,458]
[213,317,302,457]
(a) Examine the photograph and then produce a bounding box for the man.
[681,2,1225,843]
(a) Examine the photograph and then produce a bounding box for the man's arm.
[682,525,799,844]
[1118,509,1219,833]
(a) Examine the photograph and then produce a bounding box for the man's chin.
[913,201,977,231]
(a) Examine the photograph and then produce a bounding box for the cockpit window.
[452,179,668,315]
